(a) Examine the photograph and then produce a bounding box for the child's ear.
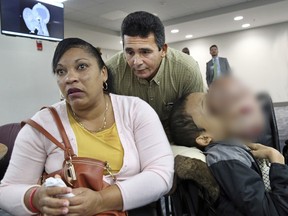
[196,134,213,147]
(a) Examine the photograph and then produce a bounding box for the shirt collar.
[205,138,247,151]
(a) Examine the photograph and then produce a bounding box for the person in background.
[206,44,231,86]
[0,38,174,216]
[96,47,102,55]
[106,11,203,137]
[182,47,190,55]
[170,77,288,215]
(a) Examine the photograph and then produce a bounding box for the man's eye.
[141,50,151,55]
[125,50,134,56]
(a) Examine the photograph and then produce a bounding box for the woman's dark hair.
[121,11,165,51]
[169,94,205,149]
[52,38,113,92]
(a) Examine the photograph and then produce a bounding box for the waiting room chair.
[255,92,280,150]
[0,123,21,180]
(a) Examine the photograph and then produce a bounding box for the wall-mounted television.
[0,0,64,42]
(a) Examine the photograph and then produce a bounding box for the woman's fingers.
[37,186,73,215]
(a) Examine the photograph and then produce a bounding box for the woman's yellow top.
[68,109,124,173]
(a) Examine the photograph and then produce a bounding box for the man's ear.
[196,134,213,147]
[161,44,168,58]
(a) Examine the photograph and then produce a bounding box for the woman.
[0,38,174,215]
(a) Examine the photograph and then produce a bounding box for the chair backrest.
[0,123,21,180]
[255,92,280,150]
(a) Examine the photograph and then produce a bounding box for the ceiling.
[63,0,288,50]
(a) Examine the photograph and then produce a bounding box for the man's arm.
[206,62,211,87]
[224,58,231,73]
[180,59,204,95]
[105,52,123,94]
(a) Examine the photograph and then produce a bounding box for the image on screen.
[0,0,64,41]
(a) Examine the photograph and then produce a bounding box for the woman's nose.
[65,70,78,83]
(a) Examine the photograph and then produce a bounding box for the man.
[169,78,288,215]
[206,45,231,86]
[106,11,203,135]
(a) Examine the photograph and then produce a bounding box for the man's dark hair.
[121,11,165,51]
[182,47,190,55]
[52,38,113,92]
[169,94,205,149]
[210,44,218,50]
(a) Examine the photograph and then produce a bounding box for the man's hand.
[247,143,284,164]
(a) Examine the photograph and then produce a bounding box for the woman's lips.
[67,88,83,96]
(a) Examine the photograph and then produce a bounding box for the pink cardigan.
[0,94,174,215]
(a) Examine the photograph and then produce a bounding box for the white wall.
[1,19,287,125]
[0,20,118,125]
[169,22,288,103]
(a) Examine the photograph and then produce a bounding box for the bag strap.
[46,106,75,158]
[23,119,65,151]
[22,106,75,159]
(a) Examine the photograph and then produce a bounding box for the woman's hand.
[24,184,73,215]
[66,188,102,216]
[247,143,285,164]
[67,185,123,216]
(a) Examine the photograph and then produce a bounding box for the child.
[170,77,288,215]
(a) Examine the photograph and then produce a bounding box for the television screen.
[0,0,64,41]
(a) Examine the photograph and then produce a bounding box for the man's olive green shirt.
[106,47,204,131]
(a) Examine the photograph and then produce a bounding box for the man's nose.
[132,55,143,65]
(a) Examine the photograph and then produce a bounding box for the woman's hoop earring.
[103,81,108,91]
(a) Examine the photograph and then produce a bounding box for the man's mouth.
[134,68,147,72]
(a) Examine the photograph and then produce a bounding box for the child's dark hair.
[169,94,205,149]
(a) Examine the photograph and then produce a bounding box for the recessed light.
[234,16,243,21]
[43,0,67,2]
[242,23,250,28]
[185,34,193,39]
[120,41,123,44]
[39,0,67,3]
[171,29,179,33]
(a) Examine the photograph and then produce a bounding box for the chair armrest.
[0,143,8,160]
[174,155,219,202]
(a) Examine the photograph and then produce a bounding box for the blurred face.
[210,46,218,57]
[185,93,227,141]
[55,48,107,110]
[123,33,167,81]
[207,77,265,139]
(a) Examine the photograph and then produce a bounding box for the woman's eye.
[56,69,65,76]
[78,63,87,70]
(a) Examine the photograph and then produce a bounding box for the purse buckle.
[66,160,77,181]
